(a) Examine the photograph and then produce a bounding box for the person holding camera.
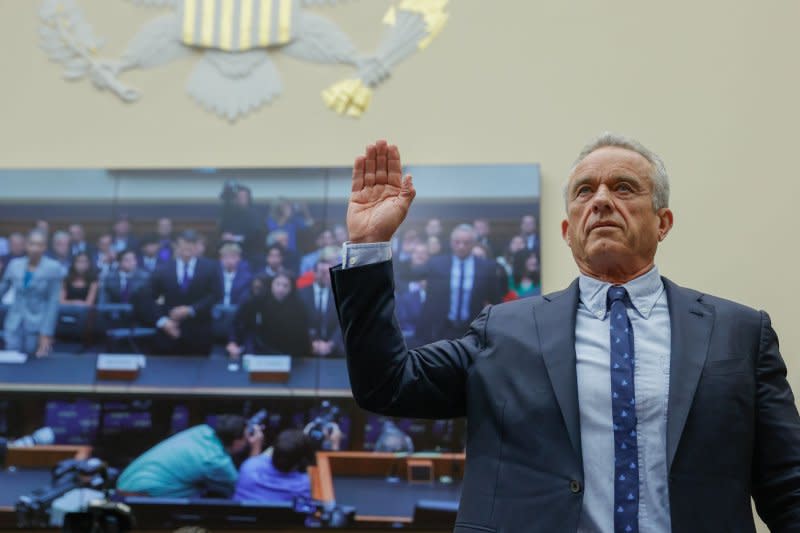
[218,182,265,268]
[116,415,262,499]
[233,425,341,503]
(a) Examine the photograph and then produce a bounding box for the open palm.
[347,140,416,243]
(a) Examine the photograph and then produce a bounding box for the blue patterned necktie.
[608,286,638,533]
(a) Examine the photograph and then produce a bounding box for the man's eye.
[576,186,592,196]
[616,183,633,192]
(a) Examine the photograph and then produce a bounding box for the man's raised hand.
[347,140,416,244]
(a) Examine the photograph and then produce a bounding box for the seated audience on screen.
[116,415,261,498]
[473,218,497,258]
[48,230,72,273]
[218,242,252,306]
[298,249,344,358]
[227,272,311,359]
[0,230,63,355]
[99,249,149,304]
[509,249,541,299]
[68,223,94,258]
[517,214,539,252]
[496,235,525,280]
[136,230,222,356]
[472,243,511,301]
[233,429,316,503]
[61,251,98,306]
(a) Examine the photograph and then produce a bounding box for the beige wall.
[1,0,799,528]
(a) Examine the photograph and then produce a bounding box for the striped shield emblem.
[180,0,297,52]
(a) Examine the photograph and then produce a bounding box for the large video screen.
[0,163,540,529]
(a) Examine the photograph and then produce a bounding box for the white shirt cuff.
[341,241,392,269]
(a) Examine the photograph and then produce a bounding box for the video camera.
[16,457,119,528]
[305,401,340,451]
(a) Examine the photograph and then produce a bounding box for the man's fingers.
[352,156,365,192]
[364,143,377,188]
[387,144,402,187]
[375,140,388,185]
[398,174,416,211]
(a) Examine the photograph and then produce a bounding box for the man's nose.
[591,185,613,213]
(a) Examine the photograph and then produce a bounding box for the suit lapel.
[535,279,582,459]
[663,278,714,470]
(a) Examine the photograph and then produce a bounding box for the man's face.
[561,146,673,278]
[97,235,112,252]
[474,219,489,237]
[509,236,525,254]
[426,219,442,237]
[142,242,159,258]
[410,244,429,266]
[53,236,70,257]
[315,261,332,287]
[114,220,130,236]
[26,233,46,259]
[120,252,138,273]
[235,189,250,207]
[221,251,240,271]
[8,235,25,255]
[157,218,172,237]
[521,215,537,235]
[266,248,283,269]
[68,225,84,242]
[176,238,196,261]
[450,230,476,260]
[319,231,334,248]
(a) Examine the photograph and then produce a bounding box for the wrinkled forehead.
[568,146,654,190]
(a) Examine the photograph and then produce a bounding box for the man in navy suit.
[135,230,221,356]
[218,242,252,306]
[413,224,500,344]
[331,138,800,533]
[298,248,344,357]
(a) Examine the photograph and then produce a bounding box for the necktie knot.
[607,286,628,306]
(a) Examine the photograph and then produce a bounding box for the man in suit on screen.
[136,230,221,356]
[330,136,800,532]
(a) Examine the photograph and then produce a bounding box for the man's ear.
[561,219,571,247]
[656,208,674,241]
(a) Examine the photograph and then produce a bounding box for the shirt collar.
[578,266,664,320]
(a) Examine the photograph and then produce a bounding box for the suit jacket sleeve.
[331,259,490,419]
[752,311,800,530]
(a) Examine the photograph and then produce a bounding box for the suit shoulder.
[666,278,762,322]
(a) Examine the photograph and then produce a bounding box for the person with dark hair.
[117,415,262,498]
[509,249,541,298]
[263,243,286,278]
[139,234,164,274]
[135,230,222,356]
[219,184,264,268]
[227,271,311,359]
[99,249,150,304]
[233,429,315,503]
[0,229,64,355]
[60,251,98,305]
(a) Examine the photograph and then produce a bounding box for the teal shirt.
[117,425,238,498]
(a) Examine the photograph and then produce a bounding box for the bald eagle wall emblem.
[39,0,450,120]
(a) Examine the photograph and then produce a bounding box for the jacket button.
[570,480,582,493]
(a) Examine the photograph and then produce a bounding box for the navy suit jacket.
[298,285,344,357]
[331,260,800,533]
[416,255,500,343]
